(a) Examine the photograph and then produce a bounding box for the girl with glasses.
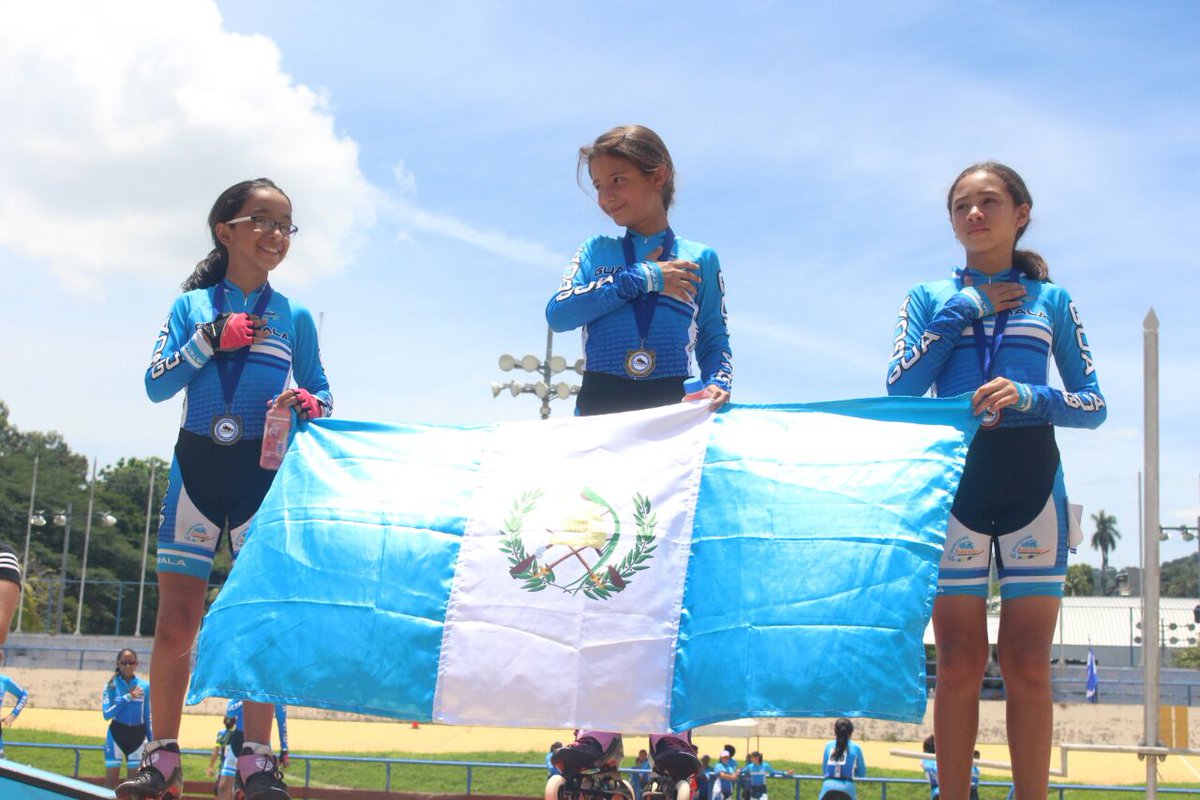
[122,179,332,800]
[886,162,1106,799]
[103,649,151,788]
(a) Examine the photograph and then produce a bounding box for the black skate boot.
[116,742,184,800]
[234,749,290,800]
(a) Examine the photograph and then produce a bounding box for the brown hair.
[947,161,1049,281]
[578,125,676,210]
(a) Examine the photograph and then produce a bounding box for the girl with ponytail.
[125,179,333,800]
[886,163,1106,799]
[818,719,865,799]
[102,649,150,788]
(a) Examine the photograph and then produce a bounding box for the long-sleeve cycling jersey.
[225,699,289,751]
[145,279,332,439]
[0,673,28,719]
[546,229,732,391]
[102,673,152,735]
[886,268,1105,429]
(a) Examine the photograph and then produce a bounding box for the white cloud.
[392,161,418,200]
[0,0,374,291]
[387,199,565,270]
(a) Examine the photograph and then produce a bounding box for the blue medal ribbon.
[212,280,274,414]
[967,267,1021,382]
[621,227,676,345]
[964,267,1020,427]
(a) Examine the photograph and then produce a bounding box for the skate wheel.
[546,774,567,800]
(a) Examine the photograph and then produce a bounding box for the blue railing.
[7,742,1198,798]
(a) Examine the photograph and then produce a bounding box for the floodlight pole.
[1142,308,1160,798]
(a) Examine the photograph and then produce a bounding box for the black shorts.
[156,430,278,579]
[950,425,1060,536]
[575,371,685,417]
[110,721,148,756]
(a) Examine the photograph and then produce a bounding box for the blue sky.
[2,1,1197,573]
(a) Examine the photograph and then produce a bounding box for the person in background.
[713,749,738,800]
[695,755,712,800]
[743,751,792,800]
[0,665,28,761]
[546,741,563,777]
[207,715,237,786]
[630,748,650,799]
[103,649,152,787]
[818,719,865,799]
[921,736,939,799]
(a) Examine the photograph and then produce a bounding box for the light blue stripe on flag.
[189,419,494,718]
[188,397,977,729]
[673,398,974,727]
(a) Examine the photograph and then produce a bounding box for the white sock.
[241,741,273,756]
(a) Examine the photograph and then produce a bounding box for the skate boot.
[116,742,184,800]
[649,733,699,781]
[234,749,290,800]
[553,731,625,774]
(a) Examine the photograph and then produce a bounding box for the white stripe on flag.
[434,402,713,730]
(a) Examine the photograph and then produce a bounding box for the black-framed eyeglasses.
[226,215,299,239]
[119,660,138,665]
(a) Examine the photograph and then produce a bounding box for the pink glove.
[294,388,322,420]
[201,313,256,351]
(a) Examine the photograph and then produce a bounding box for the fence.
[7,743,1200,799]
[14,577,224,638]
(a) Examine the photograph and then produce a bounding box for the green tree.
[1,401,169,635]
[1064,563,1095,597]
[1173,645,1200,669]
[1090,510,1121,595]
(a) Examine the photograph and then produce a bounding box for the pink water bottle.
[259,402,292,470]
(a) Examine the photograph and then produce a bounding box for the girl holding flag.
[886,162,1106,799]
[122,179,332,800]
[544,124,732,797]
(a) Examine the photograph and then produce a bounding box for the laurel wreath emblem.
[499,488,658,600]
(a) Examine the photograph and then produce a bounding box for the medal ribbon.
[621,227,676,345]
[967,268,1021,382]
[212,281,274,413]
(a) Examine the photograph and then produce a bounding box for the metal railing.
[7,743,1199,798]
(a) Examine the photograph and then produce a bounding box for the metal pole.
[56,502,73,635]
[540,327,553,420]
[16,454,39,632]
[1142,308,1160,798]
[74,458,97,635]
[1138,471,1144,587]
[135,462,157,637]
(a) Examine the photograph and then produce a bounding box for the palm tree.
[1091,510,1121,595]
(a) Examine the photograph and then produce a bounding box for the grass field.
[5,728,1198,799]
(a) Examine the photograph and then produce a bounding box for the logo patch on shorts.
[1010,535,1050,560]
[947,536,983,563]
[184,523,214,544]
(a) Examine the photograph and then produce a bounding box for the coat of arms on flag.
[502,489,659,600]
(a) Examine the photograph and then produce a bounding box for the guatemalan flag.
[1086,646,1099,702]
[188,397,978,731]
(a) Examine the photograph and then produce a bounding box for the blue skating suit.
[102,672,151,767]
[546,229,732,390]
[886,268,1105,429]
[225,699,290,751]
[820,741,866,799]
[102,673,152,728]
[145,279,333,437]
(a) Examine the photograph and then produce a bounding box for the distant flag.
[1086,646,1099,703]
[188,397,979,731]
